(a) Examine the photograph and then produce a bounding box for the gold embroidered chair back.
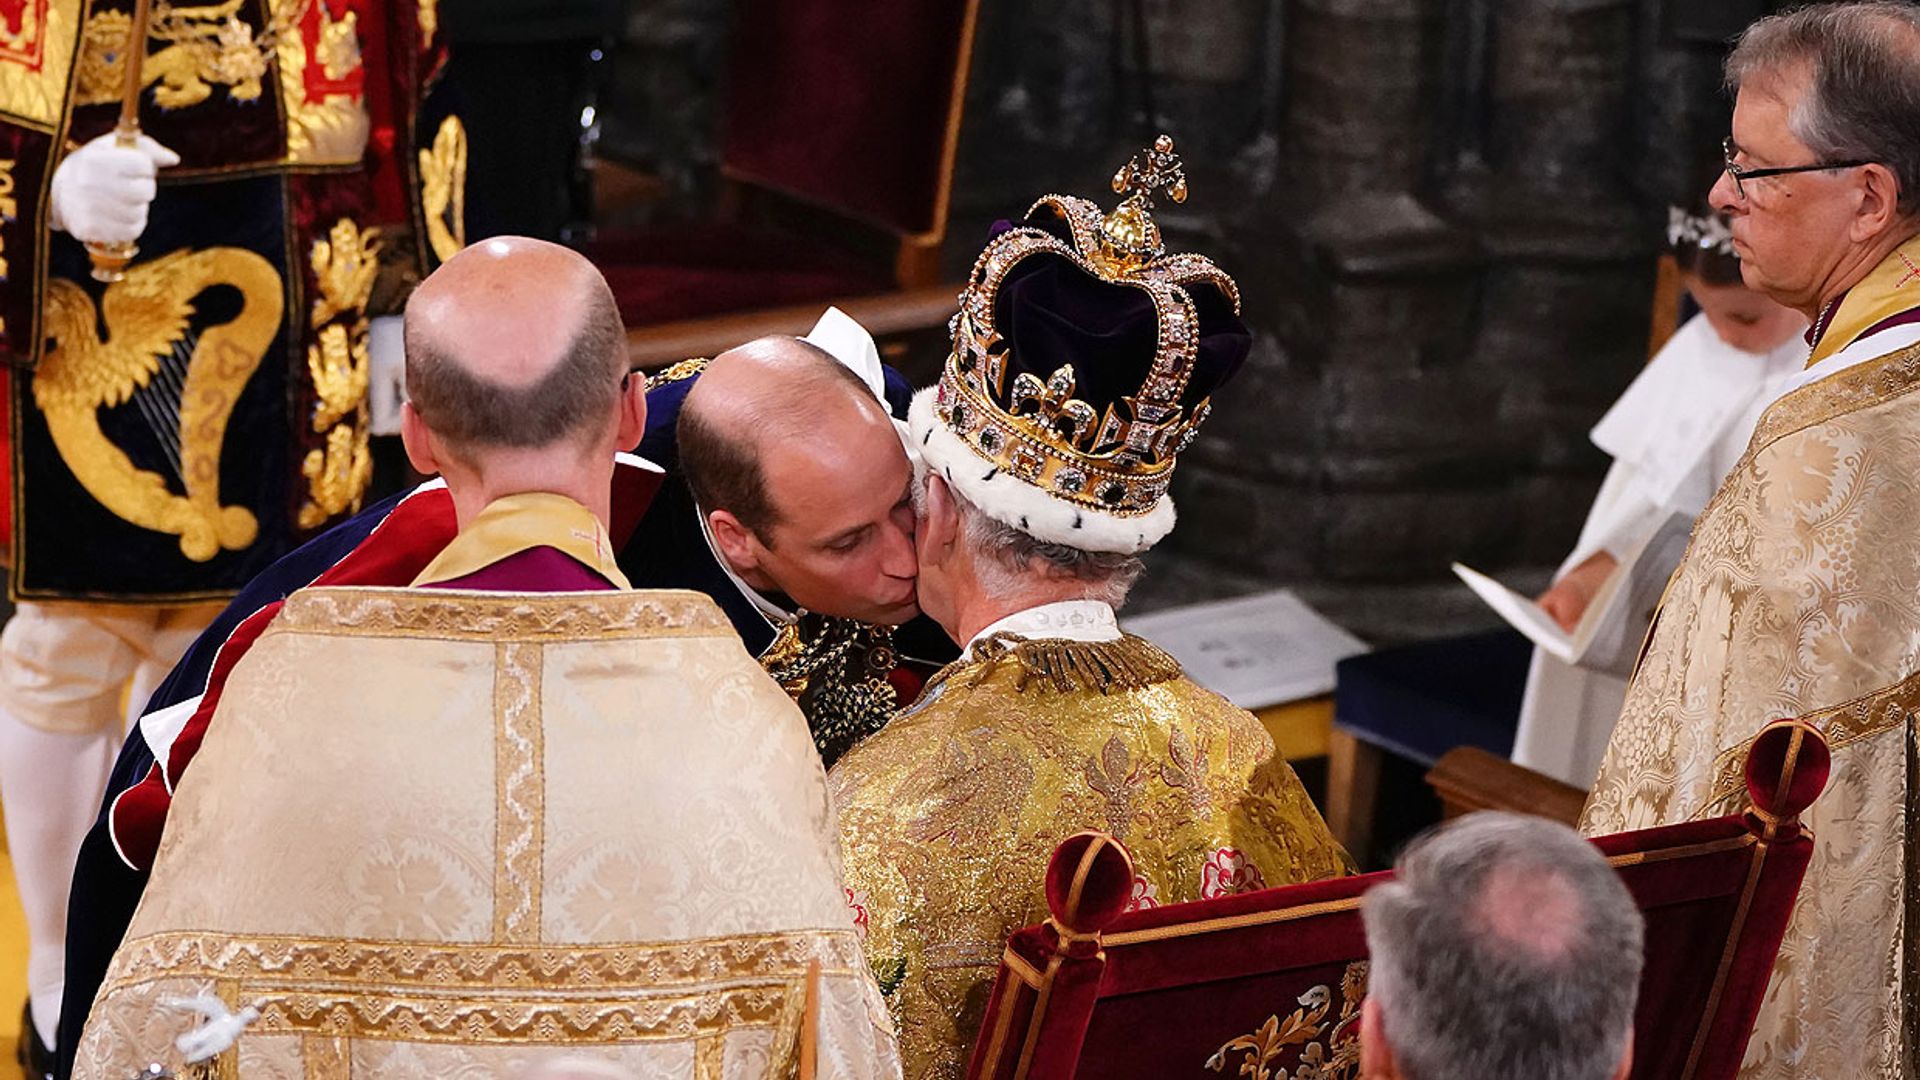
[74,587,900,1080]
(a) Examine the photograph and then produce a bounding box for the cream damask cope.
[1581,343,1920,1080]
[75,587,900,1080]
[828,634,1351,1080]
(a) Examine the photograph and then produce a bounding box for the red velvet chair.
[591,0,982,370]
[969,720,1829,1080]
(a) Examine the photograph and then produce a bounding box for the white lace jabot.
[963,600,1121,659]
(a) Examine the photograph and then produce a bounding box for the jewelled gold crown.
[933,135,1242,517]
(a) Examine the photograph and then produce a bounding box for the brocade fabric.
[1581,342,1920,1079]
[75,587,901,1080]
[829,632,1350,1080]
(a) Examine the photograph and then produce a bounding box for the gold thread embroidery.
[298,218,379,530]
[1,0,82,129]
[693,1034,724,1080]
[75,0,303,110]
[35,246,281,560]
[0,158,16,282]
[419,115,466,262]
[102,928,870,992]
[96,930,863,1046]
[1204,961,1367,1080]
[932,632,1184,697]
[268,587,737,640]
[492,641,544,944]
[312,5,354,78]
[305,322,366,433]
[296,419,371,529]
[272,0,368,165]
[308,218,379,328]
[1749,342,1920,471]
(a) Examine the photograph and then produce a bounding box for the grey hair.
[1361,812,1644,1080]
[1727,1,1920,215]
[912,469,1144,607]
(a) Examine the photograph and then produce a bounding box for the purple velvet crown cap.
[986,217,1252,421]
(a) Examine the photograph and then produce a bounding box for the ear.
[614,371,648,452]
[708,508,764,576]
[1851,163,1906,243]
[921,474,961,559]
[1359,997,1399,1080]
[399,402,441,476]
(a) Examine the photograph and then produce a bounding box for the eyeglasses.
[1722,136,1870,200]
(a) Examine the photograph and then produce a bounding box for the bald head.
[679,335,887,535]
[404,236,627,454]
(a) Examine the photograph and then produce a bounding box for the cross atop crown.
[1111,134,1188,209]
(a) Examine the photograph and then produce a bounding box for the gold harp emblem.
[36,247,282,562]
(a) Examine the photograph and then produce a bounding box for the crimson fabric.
[587,221,889,327]
[0,122,53,366]
[1743,722,1830,822]
[1043,832,1134,935]
[721,0,973,236]
[970,810,1817,1080]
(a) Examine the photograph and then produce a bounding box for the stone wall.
[599,0,1770,604]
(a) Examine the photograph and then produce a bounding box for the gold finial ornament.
[1100,134,1188,270]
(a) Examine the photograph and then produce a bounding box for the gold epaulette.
[646,357,710,390]
[962,632,1183,695]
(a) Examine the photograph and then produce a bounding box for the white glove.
[49,131,180,245]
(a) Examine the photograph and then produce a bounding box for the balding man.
[395,237,643,588]
[1360,813,1643,1080]
[65,238,901,1079]
[55,238,660,1075]
[54,274,931,1072]
[1580,6,1920,1073]
[626,330,952,766]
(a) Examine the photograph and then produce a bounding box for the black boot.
[16,1002,53,1080]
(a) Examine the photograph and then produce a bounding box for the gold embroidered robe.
[828,633,1351,1080]
[1581,337,1920,1077]
[74,587,901,1080]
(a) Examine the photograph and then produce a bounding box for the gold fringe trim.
[961,632,1184,696]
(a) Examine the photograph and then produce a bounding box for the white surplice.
[1511,313,1804,788]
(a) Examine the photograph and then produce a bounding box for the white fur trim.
[907,387,1175,554]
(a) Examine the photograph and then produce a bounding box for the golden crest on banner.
[34,246,282,561]
[74,0,309,110]
[272,0,368,164]
[0,0,82,129]
[298,217,378,529]
[418,114,466,262]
